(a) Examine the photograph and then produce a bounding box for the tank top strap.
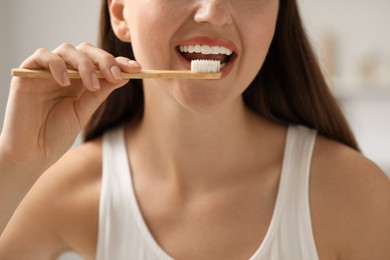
[250,125,319,260]
[275,125,319,259]
[96,126,134,260]
[280,125,317,205]
[97,126,174,260]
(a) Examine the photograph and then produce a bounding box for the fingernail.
[111,65,123,80]
[91,73,100,90]
[128,60,140,67]
[62,71,70,86]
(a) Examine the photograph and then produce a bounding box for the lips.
[177,45,233,65]
[175,37,238,71]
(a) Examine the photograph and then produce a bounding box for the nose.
[194,0,233,27]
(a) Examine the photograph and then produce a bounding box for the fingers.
[76,42,141,82]
[20,42,142,91]
[54,43,102,90]
[75,42,142,83]
[21,48,71,87]
[115,56,142,73]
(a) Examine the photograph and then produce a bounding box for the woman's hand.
[0,42,141,233]
[0,42,141,171]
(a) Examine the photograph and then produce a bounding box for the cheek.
[238,7,279,85]
[124,2,184,68]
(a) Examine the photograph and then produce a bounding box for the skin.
[1,0,390,259]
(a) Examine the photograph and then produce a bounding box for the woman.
[1,0,389,259]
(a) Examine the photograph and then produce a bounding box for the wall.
[299,0,390,84]
[299,0,390,174]
[0,2,12,130]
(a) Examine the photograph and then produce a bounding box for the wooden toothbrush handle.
[11,68,221,80]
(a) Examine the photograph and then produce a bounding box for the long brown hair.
[84,0,359,151]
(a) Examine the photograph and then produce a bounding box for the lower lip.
[176,51,236,78]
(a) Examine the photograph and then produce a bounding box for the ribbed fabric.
[96,125,319,260]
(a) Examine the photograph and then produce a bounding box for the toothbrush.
[11,60,222,80]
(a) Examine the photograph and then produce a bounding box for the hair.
[84,0,359,151]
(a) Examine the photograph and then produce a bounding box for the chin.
[172,84,236,115]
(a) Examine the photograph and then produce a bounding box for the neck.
[125,84,281,191]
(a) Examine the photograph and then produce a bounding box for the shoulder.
[310,134,390,260]
[0,138,104,259]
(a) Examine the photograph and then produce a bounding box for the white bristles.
[191,59,221,73]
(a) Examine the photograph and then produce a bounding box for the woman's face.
[112,0,279,113]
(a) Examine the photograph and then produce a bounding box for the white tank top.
[96,125,319,260]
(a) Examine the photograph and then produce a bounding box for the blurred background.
[0,0,389,258]
[299,0,390,176]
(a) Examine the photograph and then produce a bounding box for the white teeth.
[179,45,233,56]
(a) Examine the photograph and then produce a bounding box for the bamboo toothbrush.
[11,60,222,80]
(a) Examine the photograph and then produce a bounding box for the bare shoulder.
[0,138,103,259]
[310,135,390,260]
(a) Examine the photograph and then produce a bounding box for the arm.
[0,141,103,259]
[0,42,141,233]
[0,156,46,236]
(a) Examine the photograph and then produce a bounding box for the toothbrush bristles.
[191,60,221,73]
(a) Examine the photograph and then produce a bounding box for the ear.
[108,0,131,42]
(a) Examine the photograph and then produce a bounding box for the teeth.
[179,45,233,56]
